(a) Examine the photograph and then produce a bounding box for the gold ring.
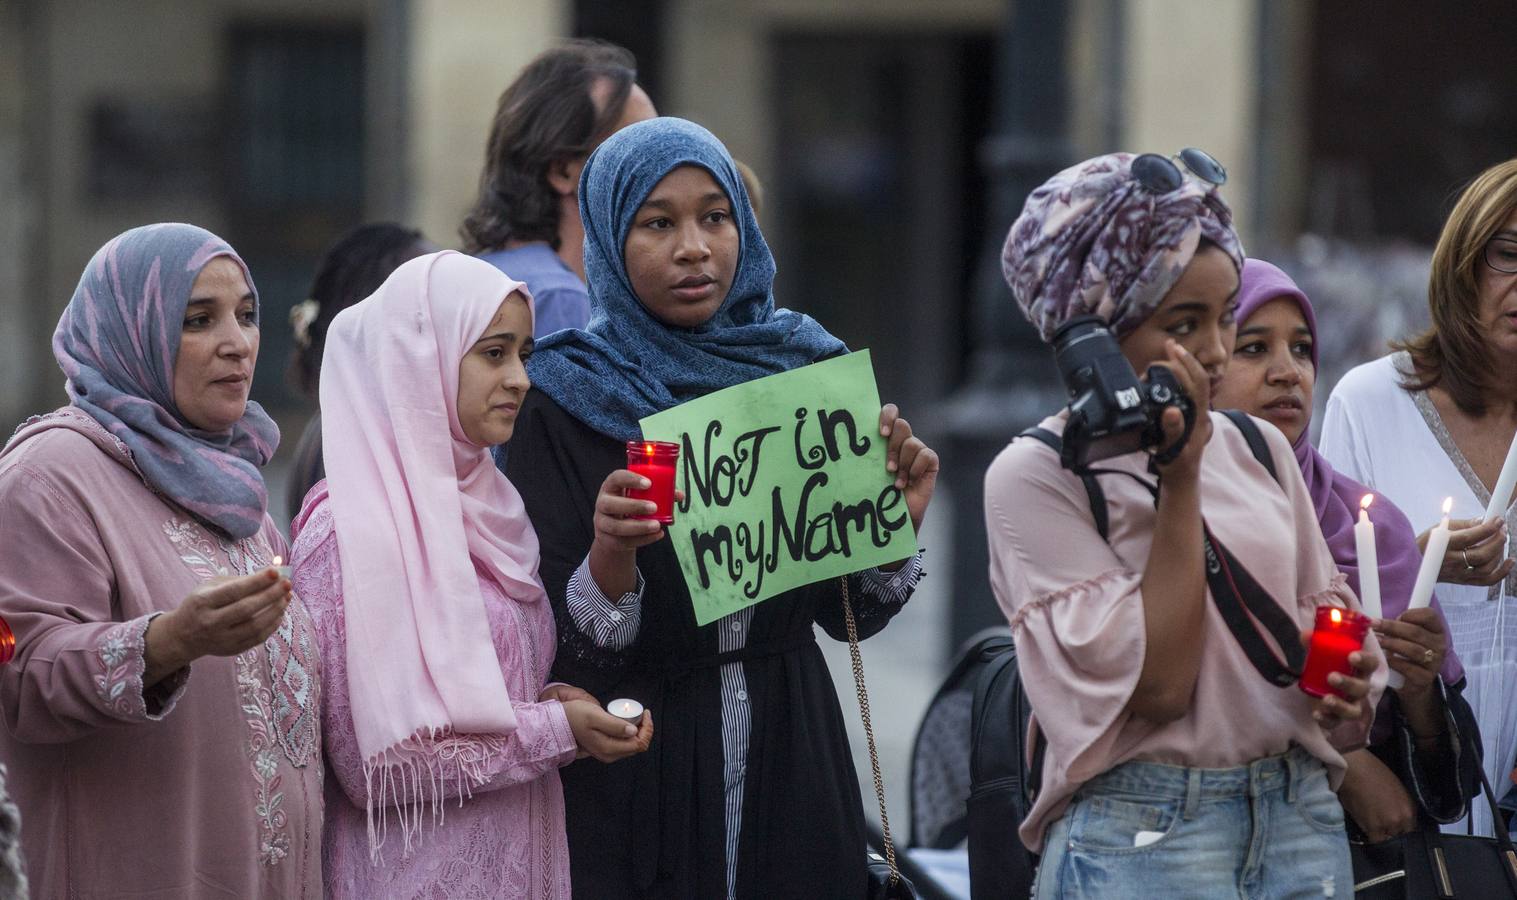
[1423,648,1435,665]
[1463,548,1475,570]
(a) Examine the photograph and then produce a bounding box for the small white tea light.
[607,698,644,727]
[271,555,292,579]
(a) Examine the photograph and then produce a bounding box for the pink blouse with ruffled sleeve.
[292,483,577,899]
[984,410,1384,852]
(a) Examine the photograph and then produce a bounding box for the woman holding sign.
[288,252,652,898]
[504,117,937,899]
[1320,158,1517,835]
[1212,258,1478,843]
[988,153,1383,897]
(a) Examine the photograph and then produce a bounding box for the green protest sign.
[638,350,917,626]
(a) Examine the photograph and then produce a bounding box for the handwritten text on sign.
[639,351,917,625]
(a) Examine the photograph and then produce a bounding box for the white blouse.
[1321,351,1517,835]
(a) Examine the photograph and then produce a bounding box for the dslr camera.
[1050,315,1195,469]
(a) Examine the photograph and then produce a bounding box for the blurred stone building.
[7,0,1515,420]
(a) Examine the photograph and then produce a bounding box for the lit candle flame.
[1442,497,1454,516]
[1329,608,1343,625]
[272,555,283,567]
[1360,494,1374,511]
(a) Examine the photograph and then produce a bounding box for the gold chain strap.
[840,576,900,888]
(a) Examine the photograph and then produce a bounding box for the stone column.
[940,0,1072,651]
[1121,0,1261,228]
[406,0,570,247]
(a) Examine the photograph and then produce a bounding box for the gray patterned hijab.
[50,223,279,539]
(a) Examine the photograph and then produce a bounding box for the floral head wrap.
[1002,152,1244,341]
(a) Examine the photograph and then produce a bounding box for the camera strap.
[1019,411,1304,687]
[1200,520,1306,686]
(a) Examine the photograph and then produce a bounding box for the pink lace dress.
[292,484,577,899]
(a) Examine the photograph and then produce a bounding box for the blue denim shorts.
[1033,745,1352,899]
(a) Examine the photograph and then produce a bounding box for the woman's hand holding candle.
[562,700,654,763]
[1371,610,1450,743]
[144,569,292,688]
[1421,515,1512,587]
[1309,650,1377,728]
[588,469,686,597]
[596,469,669,548]
[1298,614,1379,728]
[538,683,599,706]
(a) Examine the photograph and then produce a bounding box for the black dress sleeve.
[812,566,916,644]
[1371,676,1482,826]
[503,393,636,693]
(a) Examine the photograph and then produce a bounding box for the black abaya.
[506,391,914,899]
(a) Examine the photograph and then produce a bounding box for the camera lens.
[1050,315,1108,346]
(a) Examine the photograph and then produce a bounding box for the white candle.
[607,698,644,727]
[1486,433,1517,521]
[1356,498,1404,688]
[1354,495,1382,620]
[1408,498,1454,611]
[271,555,291,579]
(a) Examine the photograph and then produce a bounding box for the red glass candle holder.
[625,441,679,525]
[1298,606,1370,699]
[0,615,13,666]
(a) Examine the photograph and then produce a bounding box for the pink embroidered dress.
[293,482,576,898]
[0,408,323,897]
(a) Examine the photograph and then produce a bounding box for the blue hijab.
[526,117,846,441]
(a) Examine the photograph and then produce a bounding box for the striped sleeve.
[855,551,925,604]
[564,556,645,651]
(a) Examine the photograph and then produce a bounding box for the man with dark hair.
[463,39,656,335]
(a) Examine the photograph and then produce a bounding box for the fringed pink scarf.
[318,250,542,857]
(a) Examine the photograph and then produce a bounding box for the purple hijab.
[50,223,279,539]
[1238,259,1462,685]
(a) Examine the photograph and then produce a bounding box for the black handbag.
[1352,765,1517,898]
[840,578,920,900]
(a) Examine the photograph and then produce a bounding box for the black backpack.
[965,410,1279,900]
[965,631,1040,899]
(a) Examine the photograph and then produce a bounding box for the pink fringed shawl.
[317,250,541,853]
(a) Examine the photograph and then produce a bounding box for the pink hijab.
[318,251,540,790]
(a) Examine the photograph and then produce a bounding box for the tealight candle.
[1407,498,1453,611]
[1299,606,1371,699]
[607,698,644,727]
[271,555,291,579]
[1354,494,1382,620]
[625,441,679,525]
[0,615,13,666]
